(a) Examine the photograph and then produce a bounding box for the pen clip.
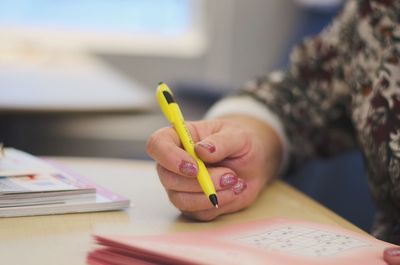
[157,82,176,123]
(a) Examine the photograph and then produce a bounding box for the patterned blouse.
[238,0,400,243]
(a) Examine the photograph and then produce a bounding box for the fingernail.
[385,247,400,257]
[179,160,198,177]
[197,142,216,153]
[232,179,247,195]
[220,174,238,188]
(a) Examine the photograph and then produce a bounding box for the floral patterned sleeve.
[239,0,400,243]
[239,1,358,169]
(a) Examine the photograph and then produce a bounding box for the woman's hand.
[146,114,283,221]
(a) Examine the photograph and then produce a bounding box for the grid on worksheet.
[234,225,371,257]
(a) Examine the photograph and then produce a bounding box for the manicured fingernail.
[220,174,238,188]
[385,247,400,257]
[197,142,216,153]
[179,160,198,176]
[232,179,247,195]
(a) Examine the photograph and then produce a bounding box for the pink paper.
[88,218,397,265]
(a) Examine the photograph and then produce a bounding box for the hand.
[384,247,400,265]
[147,115,283,221]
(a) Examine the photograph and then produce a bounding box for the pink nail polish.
[220,174,238,187]
[232,179,247,195]
[385,247,400,257]
[179,160,198,177]
[197,142,216,153]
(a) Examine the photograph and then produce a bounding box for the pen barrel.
[171,107,216,197]
[196,159,217,197]
[171,105,196,157]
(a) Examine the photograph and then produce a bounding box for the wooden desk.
[0,158,366,265]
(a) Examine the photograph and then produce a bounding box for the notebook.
[0,148,130,217]
[88,218,396,265]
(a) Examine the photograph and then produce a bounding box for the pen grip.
[174,118,196,158]
[173,119,216,196]
[169,104,217,197]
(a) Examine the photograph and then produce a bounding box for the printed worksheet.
[233,224,370,257]
[89,218,397,265]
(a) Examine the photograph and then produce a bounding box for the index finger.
[147,127,198,177]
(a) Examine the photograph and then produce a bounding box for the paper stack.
[0,148,129,217]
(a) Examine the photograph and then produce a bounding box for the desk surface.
[0,157,366,265]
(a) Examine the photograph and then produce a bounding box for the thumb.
[194,127,250,164]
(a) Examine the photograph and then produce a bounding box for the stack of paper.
[0,148,130,217]
[88,218,396,265]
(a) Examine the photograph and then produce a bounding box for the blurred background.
[0,0,376,232]
[0,0,343,158]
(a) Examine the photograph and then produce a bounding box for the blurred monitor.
[0,0,207,57]
[0,0,212,112]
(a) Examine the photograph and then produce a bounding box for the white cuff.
[205,96,290,175]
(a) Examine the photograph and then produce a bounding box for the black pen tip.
[158,81,164,85]
[209,194,219,208]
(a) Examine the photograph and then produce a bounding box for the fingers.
[166,177,252,214]
[147,120,249,177]
[181,179,260,221]
[194,125,251,164]
[167,181,247,213]
[157,164,241,192]
[147,127,198,177]
[181,197,247,221]
[167,173,264,221]
[384,247,400,265]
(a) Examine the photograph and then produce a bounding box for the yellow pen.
[157,82,219,208]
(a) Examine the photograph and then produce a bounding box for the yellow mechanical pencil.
[157,82,219,208]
